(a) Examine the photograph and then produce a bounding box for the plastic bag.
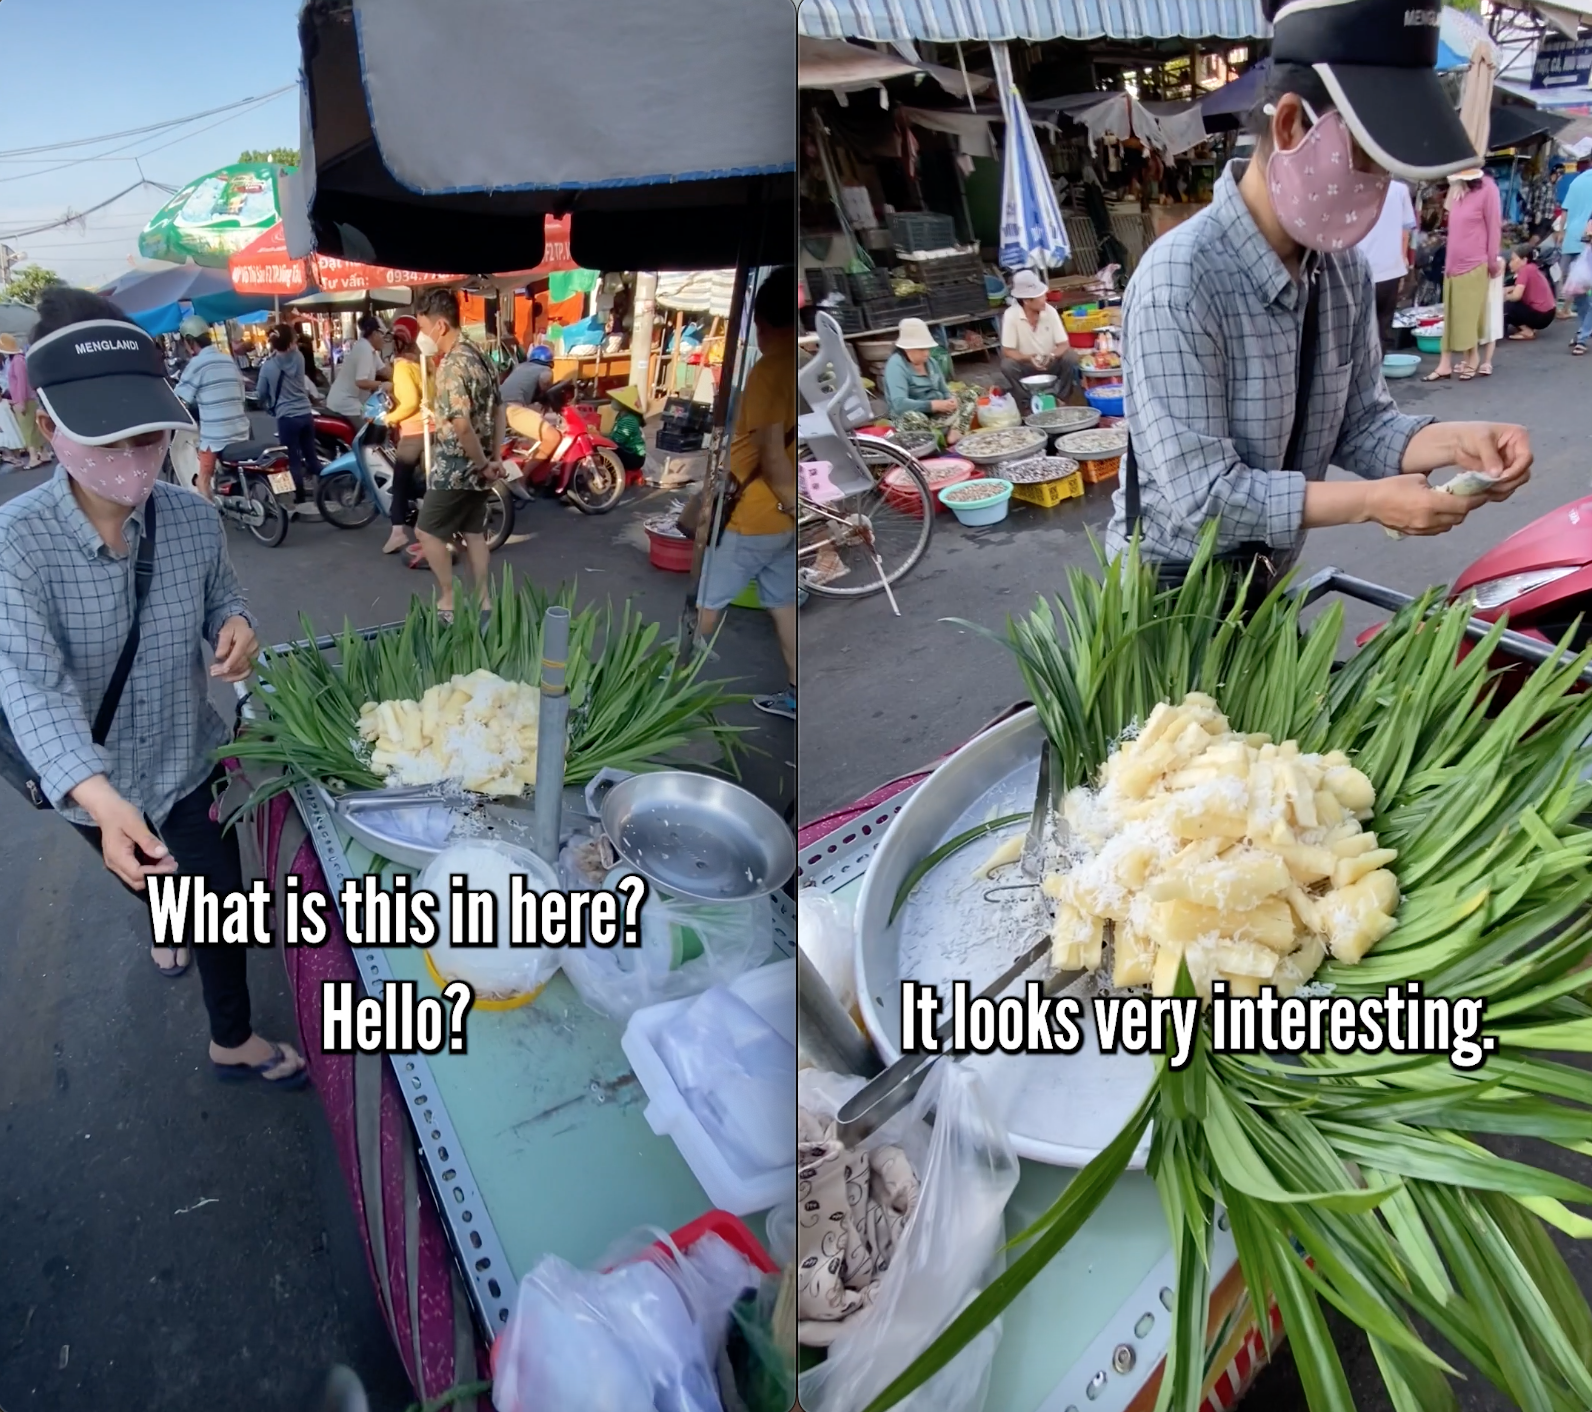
[797,891,856,1016]
[798,1062,1019,1412]
[1566,248,1592,299]
[564,886,773,1022]
[492,1253,723,1412]
[0,402,22,452]
[417,841,562,999]
[657,986,795,1177]
[975,390,1020,430]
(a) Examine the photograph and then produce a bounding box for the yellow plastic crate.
[1012,471,1085,507]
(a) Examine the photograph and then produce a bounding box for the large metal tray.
[851,707,1154,1168]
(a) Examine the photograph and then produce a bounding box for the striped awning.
[797,0,1269,43]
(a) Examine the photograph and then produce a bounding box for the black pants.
[73,766,252,1048]
[1374,278,1402,354]
[616,447,646,473]
[276,413,321,500]
[1504,302,1555,336]
[391,436,424,528]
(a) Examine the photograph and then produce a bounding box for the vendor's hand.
[71,776,177,891]
[211,616,258,683]
[931,398,957,414]
[1032,354,1051,370]
[1367,476,1479,537]
[1443,421,1532,501]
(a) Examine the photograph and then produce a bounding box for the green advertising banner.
[138,163,286,269]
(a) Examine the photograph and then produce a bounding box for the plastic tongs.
[834,935,1081,1147]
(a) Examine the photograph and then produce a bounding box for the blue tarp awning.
[798,0,1268,43]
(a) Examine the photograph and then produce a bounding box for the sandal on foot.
[1478,363,1493,376]
[152,946,190,978]
[1574,343,1588,356]
[212,1041,308,1090]
[1422,370,1451,382]
[1457,367,1476,380]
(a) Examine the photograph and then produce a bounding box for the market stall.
[244,4,798,1407]
[796,543,1592,1411]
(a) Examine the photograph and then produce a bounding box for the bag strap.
[91,491,157,746]
[1126,273,1322,535]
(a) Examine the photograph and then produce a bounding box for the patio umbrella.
[138,163,286,268]
[991,41,1069,272]
[1459,38,1497,162]
[228,224,311,298]
[107,261,274,333]
[0,303,36,337]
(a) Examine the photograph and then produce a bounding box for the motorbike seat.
[218,440,276,465]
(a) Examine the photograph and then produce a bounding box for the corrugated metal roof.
[797,0,1269,44]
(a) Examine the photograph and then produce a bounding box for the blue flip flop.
[212,1042,310,1090]
[153,946,190,979]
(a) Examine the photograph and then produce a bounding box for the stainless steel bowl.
[597,771,795,902]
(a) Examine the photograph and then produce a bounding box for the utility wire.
[0,86,296,159]
[0,182,169,241]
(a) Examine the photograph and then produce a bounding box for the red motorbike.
[499,379,627,515]
[313,410,358,466]
[1342,492,1592,698]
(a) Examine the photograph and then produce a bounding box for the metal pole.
[533,606,571,865]
[796,947,882,1078]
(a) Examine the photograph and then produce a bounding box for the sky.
[0,0,303,288]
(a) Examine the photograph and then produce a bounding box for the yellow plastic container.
[1012,471,1085,507]
[423,951,548,1010]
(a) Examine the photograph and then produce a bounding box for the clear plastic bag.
[563,886,773,1022]
[975,390,1020,430]
[797,890,856,1015]
[656,986,795,1178]
[798,1062,1019,1412]
[491,1252,723,1412]
[1567,247,1592,298]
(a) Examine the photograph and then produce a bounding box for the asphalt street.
[0,452,791,1412]
[802,327,1592,1411]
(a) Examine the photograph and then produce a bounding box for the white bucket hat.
[1010,269,1049,301]
[895,317,937,350]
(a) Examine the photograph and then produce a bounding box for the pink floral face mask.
[50,431,171,507]
[1266,105,1389,253]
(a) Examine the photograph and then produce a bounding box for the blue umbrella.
[992,42,1069,273]
[102,264,273,333]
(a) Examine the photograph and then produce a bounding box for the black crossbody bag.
[0,493,158,810]
[1124,277,1320,614]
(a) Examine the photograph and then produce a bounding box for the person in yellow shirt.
[696,267,796,720]
[380,316,428,555]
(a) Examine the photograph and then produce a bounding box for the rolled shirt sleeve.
[1333,263,1434,480]
[0,558,109,808]
[1124,288,1306,552]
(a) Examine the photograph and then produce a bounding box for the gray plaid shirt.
[0,470,252,827]
[1106,162,1432,568]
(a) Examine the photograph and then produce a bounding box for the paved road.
[802,332,1589,820]
[802,329,1592,1412]
[0,460,791,1412]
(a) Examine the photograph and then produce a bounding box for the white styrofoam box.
[621,960,795,1215]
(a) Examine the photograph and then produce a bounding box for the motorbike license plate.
[267,471,295,495]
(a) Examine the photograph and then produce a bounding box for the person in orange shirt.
[696,267,796,720]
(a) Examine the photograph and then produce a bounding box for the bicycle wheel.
[798,437,934,599]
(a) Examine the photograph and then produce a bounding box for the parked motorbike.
[1354,493,1592,696]
[316,394,514,552]
[314,409,358,467]
[499,378,627,515]
[165,429,294,547]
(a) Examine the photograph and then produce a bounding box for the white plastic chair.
[797,311,878,498]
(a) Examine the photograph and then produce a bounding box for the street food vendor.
[1000,269,1075,410]
[1106,0,1532,582]
[882,318,977,448]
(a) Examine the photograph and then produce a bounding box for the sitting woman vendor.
[882,318,978,448]
[1000,268,1075,412]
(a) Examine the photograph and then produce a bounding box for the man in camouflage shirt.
[413,288,505,618]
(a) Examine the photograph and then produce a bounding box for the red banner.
[228,224,309,297]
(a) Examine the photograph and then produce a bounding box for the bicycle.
[796,312,935,611]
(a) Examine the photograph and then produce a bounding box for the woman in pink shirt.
[1504,246,1557,340]
[1427,169,1501,383]
[0,333,49,469]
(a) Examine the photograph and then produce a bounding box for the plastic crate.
[830,305,865,334]
[901,252,983,286]
[849,267,896,302]
[807,266,852,303]
[1013,471,1085,507]
[863,295,929,328]
[888,211,957,253]
[662,397,713,433]
[929,282,992,319]
[1078,454,1122,485]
